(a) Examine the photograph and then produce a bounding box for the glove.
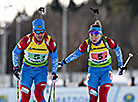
[58,62,64,68]
[118,66,127,75]
[58,59,67,68]
[13,67,20,80]
[52,73,58,82]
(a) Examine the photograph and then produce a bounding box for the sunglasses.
[89,31,102,36]
[34,30,45,34]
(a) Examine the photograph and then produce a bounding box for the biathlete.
[12,18,58,102]
[58,20,126,102]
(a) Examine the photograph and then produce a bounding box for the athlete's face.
[34,30,45,41]
[89,31,102,43]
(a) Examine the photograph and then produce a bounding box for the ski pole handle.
[38,7,45,19]
[90,8,99,14]
[90,7,99,20]
[118,53,133,75]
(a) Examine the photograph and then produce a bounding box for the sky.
[0,0,88,23]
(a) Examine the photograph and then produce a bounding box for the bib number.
[34,54,40,60]
[28,53,46,61]
[91,51,107,60]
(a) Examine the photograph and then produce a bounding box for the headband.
[89,27,102,31]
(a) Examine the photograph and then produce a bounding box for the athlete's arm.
[12,36,28,67]
[49,37,58,74]
[60,40,87,66]
[106,37,123,66]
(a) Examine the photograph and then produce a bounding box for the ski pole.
[53,82,56,102]
[123,53,133,67]
[90,7,99,20]
[15,72,20,102]
[48,81,53,102]
[120,53,134,74]
[17,80,19,102]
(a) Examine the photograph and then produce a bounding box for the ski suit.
[12,32,58,102]
[60,35,123,102]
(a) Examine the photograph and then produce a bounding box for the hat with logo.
[32,18,46,31]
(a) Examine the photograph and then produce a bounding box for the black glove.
[13,67,20,80]
[58,59,67,68]
[52,73,58,82]
[58,62,63,68]
[118,66,127,75]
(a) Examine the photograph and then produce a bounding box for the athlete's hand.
[13,67,21,80]
[118,66,127,75]
[52,73,58,82]
[58,59,67,68]
[58,62,63,68]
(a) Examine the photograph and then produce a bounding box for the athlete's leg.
[87,72,99,102]
[99,66,112,102]
[34,82,47,102]
[88,86,98,102]
[99,83,111,102]
[20,85,31,102]
[34,67,48,102]
[19,64,33,102]
[19,74,33,102]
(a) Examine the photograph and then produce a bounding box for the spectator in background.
[78,78,86,87]
[128,77,135,86]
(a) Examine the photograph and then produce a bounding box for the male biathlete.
[12,18,58,102]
